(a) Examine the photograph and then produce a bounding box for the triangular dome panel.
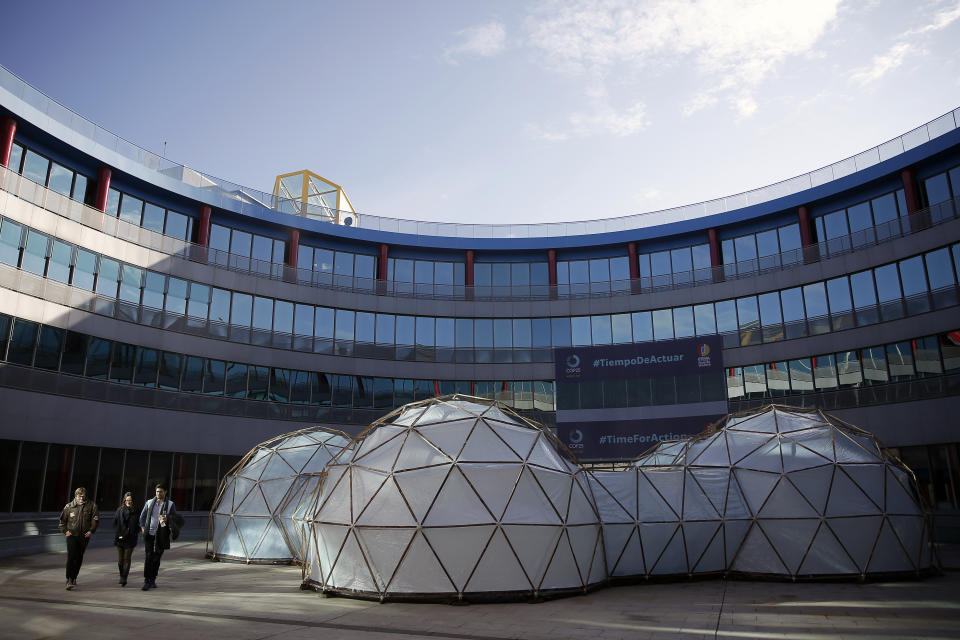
[424,525,495,592]
[465,527,531,593]
[393,432,450,471]
[503,524,562,589]
[424,467,493,526]
[540,530,583,589]
[460,463,523,521]
[357,477,416,527]
[502,467,562,524]
[798,524,858,575]
[356,527,416,591]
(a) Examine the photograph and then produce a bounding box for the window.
[21,230,48,276]
[47,241,72,284]
[694,304,716,335]
[21,150,49,185]
[47,163,73,196]
[142,203,165,233]
[118,194,144,226]
[34,326,64,370]
[0,219,22,266]
[7,319,38,365]
[673,306,694,338]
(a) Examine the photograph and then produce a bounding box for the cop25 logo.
[567,428,584,449]
[697,343,713,368]
[564,353,582,378]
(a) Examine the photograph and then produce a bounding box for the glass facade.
[0,311,556,413]
[209,223,285,275]
[7,141,194,242]
[727,330,959,399]
[2,106,960,523]
[0,437,237,514]
[2,214,957,362]
[814,189,910,252]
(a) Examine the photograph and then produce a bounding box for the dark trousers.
[117,546,134,579]
[143,534,164,581]
[65,535,89,580]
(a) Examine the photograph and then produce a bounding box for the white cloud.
[907,0,960,35]
[848,1,960,86]
[443,22,506,63]
[849,42,914,86]
[525,0,841,117]
[527,82,648,141]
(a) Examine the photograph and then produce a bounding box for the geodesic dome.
[590,405,933,579]
[301,395,605,601]
[208,427,352,564]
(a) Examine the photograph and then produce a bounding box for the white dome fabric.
[591,406,933,579]
[300,396,605,601]
[207,427,352,564]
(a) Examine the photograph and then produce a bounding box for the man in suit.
[139,483,179,591]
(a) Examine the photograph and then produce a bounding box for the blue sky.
[2,1,959,224]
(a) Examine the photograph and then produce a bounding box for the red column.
[797,206,814,246]
[287,228,300,269]
[464,250,475,287]
[198,205,212,246]
[627,242,639,279]
[900,168,921,214]
[378,243,389,280]
[94,166,112,212]
[547,249,557,287]
[707,227,723,283]
[0,116,16,167]
[707,228,721,265]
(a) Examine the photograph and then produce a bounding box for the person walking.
[139,483,179,591]
[58,487,99,590]
[113,492,139,586]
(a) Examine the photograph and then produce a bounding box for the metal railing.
[1,63,958,237]
[0,362,556,426]
[727,372,960,413]
[2,254,957,364]
[3,163,960,302]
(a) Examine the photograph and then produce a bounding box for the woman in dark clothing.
[113,492,139,586]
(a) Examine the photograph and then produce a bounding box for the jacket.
[58,499,99,537]
[139,498,179,550]
[113,506,140,549]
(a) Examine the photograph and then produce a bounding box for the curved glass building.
[0,64,957,528]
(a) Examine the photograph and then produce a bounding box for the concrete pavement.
[0,540,958,639]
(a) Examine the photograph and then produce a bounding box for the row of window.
[104,188,194,242]
[7,141,196,243]
[0,438,238,513]
[8,142,89,204]
[209,223,285,270]
[727,331,960,399]
[555,371,726,411]
[297,243,377,283]
[922,162,960,209]
[2,306,956,418]
[0,313,556,411]
[2,215,959,360]
[721,222,805,276]
[814,189,909,248]
[9,138,959,291]
[10,138,960,311]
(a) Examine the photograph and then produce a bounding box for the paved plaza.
[0,541,958,639]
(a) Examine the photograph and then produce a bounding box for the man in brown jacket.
[58,487,99,590]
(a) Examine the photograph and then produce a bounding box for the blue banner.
[554,335,722,383]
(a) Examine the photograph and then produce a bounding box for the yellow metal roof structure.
[273,170,357,226]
